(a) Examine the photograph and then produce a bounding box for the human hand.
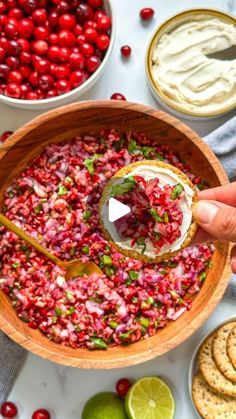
[193,182,236,274]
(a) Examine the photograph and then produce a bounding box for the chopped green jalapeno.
[171,183,184,200]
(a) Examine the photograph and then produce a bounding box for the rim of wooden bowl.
[0,101,231,368]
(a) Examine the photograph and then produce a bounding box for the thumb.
[193,200,236,243]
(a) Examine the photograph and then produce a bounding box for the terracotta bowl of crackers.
[0,101,231,368]
[189,316,236,418]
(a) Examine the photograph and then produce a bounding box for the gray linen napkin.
[0,115,235,402]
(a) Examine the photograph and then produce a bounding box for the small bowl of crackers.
[189,316,236,418]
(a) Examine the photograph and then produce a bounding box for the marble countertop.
[1,0,236,417]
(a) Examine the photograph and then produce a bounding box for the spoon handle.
[0,213,64,267]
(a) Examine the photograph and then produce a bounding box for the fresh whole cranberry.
[86,55,100,72]
[48,33,59,45]
[18,18,34,39]
[28,70,38,86]
[57,1,70,14]
[59,14,76,30]
[34,26,49,41]
[76,4,94,23]
[77,34,86,45]
[19,64,31,79]
[38,73,54,90]
[49,11,59,26]
[32,408,51,419]
[19,51,31,64]
[32,9,47,25]
[0,47,5,63]
[54,63,70,79]
[5,82,21,98]
[35,87,45,99]
[46,88,57,97]
[17,38,30,51]
[58,29,76,48]
[121,45,131,57]
[6,0,17,8]
[110,92,126,100]
[87,0,103,8]
[74,23,83,36]
[0,64,10,78]
[84,20,97,30]
[47,45,60,62]
[7,70,23,84]
[116,378,132,397]
[34,57,50,74]
[19,0,37,14]
[55,78,70,94]
[8,8,24,20]
[0,131,13,142]
[69,69,87,87]
[6,56,19,69]
[96,34,109,51]
[69,52,85,69]
[0,37,8,49]
[94,10,105,21]
[96,15,111,32]
[20,83,31,97]
[32,40,48,55]
[0,1,7,14]
[84,28,98,43]
[6,40,20,56]
[26,91,38,99]
[4,23,18,40]
[80,42,94,58]
[139,7,155,21]
[0,401,18,418]
[58,46,70,62]
[37,0,48,6]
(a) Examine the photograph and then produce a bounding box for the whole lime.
[82,392,128,419]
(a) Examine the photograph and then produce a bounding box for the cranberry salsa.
[111,174,187,255]
[0,0,111,100]
[0,130,212,350]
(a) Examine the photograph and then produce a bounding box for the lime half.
[82,392,128,419]
[125,376,175,419]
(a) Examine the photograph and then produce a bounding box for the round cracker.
[199,333,236,397]
[213,321,236,382]
[192,372,236,419]
[227,326,236,369]
[99,160,198,263]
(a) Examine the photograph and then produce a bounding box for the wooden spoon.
[0,213,103,279]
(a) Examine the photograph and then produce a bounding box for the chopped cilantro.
[34,203,42,214]
[198,180,205,191]
[69,247,76,256]
[84,154,101,175]
[109,321,118,329]
[139,317,150,328]
[200,271,207,282]
[111,177,136,197]
[83,210,91,220]
[100,255,112,266]
[55,307,63,316]
[12,262,20,269]
[136,236,146,254]
[82,245,89,254]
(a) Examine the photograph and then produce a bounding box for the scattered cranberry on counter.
[140,7,155,21]
[120,45,131,58]
[0,401,18,418]
[116,378,133,398]
[32,408,51,419]
[0,130,13,142]
[110,92,126,100]
[0,0,111,100]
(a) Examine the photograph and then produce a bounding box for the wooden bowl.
[0,101,230,368]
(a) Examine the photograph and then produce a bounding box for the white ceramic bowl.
[145,8,236,121]
[0,0,115,110]
[188,315,236,418]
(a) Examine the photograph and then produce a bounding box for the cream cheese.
[151,17,236,115]
[101,165,194,258]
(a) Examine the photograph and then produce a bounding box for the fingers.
[193,200,236,242]
[198,182,236,207]
[191,226,215,245]
[230,245,236,274]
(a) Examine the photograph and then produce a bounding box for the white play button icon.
[108,197,131,222]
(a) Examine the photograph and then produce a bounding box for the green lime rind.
[125,376,175,419]
[82,391,128,419]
